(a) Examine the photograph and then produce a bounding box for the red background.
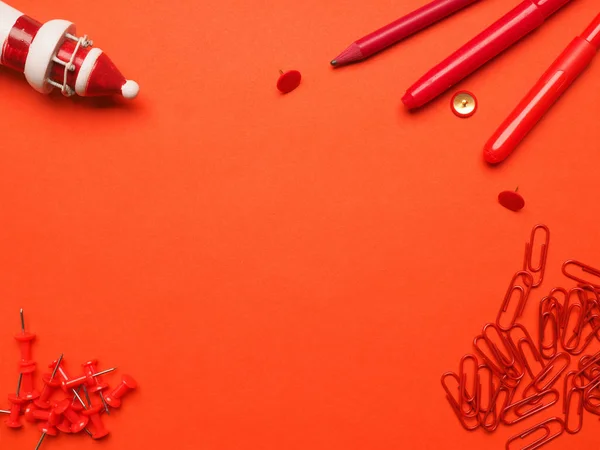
[1,0,600,448]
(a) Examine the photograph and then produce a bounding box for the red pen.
[401,0,572,109]
[484,14,600,164]
[330,0,480,67]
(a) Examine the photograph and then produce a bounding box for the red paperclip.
[563,385,584,434]
[497,272,534,331]
[507,324,544,380]
[525,353,570,397]
[502,389,558,426]
[458,355,479,417]
[478,364,495,414]
[482,385,513,433]
[475,324,523,382]
[573,352,600,389]
[506,417,565,450]
[442,371,480,432]
[563,260,600,289]
[523,225,550,289]
[539,311,559,360]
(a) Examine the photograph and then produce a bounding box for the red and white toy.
[0,0,139,99]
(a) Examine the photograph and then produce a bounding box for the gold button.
[451,91,477,118]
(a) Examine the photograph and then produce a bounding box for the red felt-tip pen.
[330,0,480,67]
[401,0,572,109]
[484,14,600,164]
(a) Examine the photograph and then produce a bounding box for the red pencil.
[484,14,600,164]
[330,0,481,67]
[401,0,572,109]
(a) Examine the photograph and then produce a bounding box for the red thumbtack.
[19,360,40,400]
[24,401,68,426]
[276,69,302,94]
[64,366,116,391]
[82,404,109,439]
[34,422,58,450]
[83,360,111,414]
[49,359,87,409]
[61,399,89,433]
[35,354,64,409]
[56,417,72,434]
[15,309,35,361]
[105,375,137,408]
[5,394,25,429]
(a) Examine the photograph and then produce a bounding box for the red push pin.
[104,375,137,408]
[49,359,88,408]
[15,309,35,361]
[5,374,25,429]
[83,360,111,414]
[61,399,89,433]
[63,366,116,391]
[276,69,302,94]
[19,360,40,400]
[82,404,109,439]
[24,401,67,426]
[36,354,63,409]
[498,187,525,212]
[34,422,58,450]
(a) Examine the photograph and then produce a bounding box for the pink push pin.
[83,360,111,414]
[61,399,89,433]
[15,309,35,361]
[34,422,58,450]
[104,375,137,408]
[82,404,109,439]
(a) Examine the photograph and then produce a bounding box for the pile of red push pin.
[1,310,137,449]
[442,224,600,449]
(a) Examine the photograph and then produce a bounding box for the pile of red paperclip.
[2,311,138,449]
[442,224,600,449]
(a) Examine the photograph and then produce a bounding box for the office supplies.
[563,383,584,434]
[83,404,110,439]
[505,417,565,450]
[502,390,558,425]
[0,0,139,98]
[523,224,549,288]
[277,70,301,93]
[497,271,533,331]
[105,375,138,408]
[83,360,111,414]
[498,190,525,212]
[539,297,560,359]
[484,14,600,163]
[401,0,572,109]
[562,260,600,289]
[330,0,480,67]
[524,352,570,397]
[451,91,477,117]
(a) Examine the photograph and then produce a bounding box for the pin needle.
[16,373,22,397]
[93,367,117,378]
[83,385,92,408]
[34,432,46,450]
[20,308,25,333]
[49,354,63,382]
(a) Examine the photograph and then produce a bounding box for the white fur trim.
[24,19,75,94]
[121,80,139,99]
[0,3,23,48]
[74,47,102,96]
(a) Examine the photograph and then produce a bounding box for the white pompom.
[121,80,140,99]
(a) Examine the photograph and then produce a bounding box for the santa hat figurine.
[0,0,139,99]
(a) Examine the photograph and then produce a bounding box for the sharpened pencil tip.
[330,60,337,66]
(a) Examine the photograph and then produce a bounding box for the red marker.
[0,0,139,99]
[484,14,600,164]
[401,0,572,109]
[330,0,480,67]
